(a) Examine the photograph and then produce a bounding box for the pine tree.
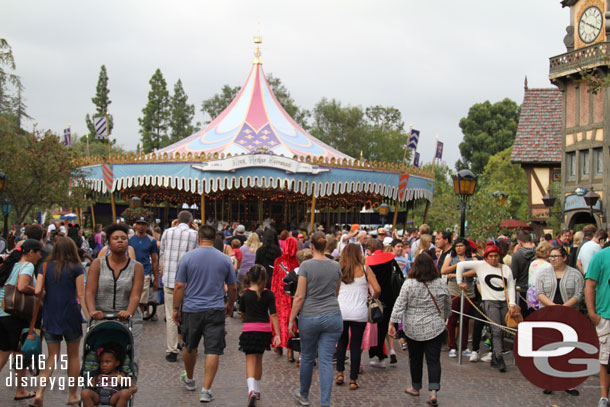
[169,79,195,143]
[138,68,170,152]
[85,65,113,139]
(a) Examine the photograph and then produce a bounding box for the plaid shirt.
[160,223,198,288]
[390,278,451,341]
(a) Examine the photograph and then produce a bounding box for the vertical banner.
[413,152,420,167]
[435,140,444,160]
[398,173,410,201]
[102,163,114,191]
[407,128,420,150]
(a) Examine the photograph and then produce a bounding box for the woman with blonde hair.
[238,233,262,284]
[413,234,433,259]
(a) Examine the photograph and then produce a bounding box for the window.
[594,148,603,176]
[567,152,576,178]
[581,149,590,177]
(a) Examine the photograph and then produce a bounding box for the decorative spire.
[524,75,528,90]
[253,27,262,65]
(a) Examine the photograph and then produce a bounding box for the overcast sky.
[2,0,569,169]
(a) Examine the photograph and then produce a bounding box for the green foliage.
[0,116,90,225]
[424,163,460,233]
[70,134,125,157]
[0,39,30,127]
[139,68,170,153]
[169,79,195,144]
[85,65,114,141]
[456,98,520,174]
[310,99,410,163]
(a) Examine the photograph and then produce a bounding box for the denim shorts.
[43,329,82,344]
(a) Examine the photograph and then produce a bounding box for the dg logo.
[514,306,599,390]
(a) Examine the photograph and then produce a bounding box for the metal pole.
[392,200,400,231]
[3,213,8,239]
[460,200,466,237]
[201,194,205,224]
[457,290,465,365]
[90,203,96,229]
[423,200,431,224]
[309,195,317,233]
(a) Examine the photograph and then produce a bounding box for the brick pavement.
[0,307,603,406]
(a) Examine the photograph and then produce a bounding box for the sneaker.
[247,391,256,407]
[462,349,472,357]
[390,354,397,364]
[370,358,387,368]
[598,398,609,407]
[369,356,379,366]
[490,355,498,368]
[469,351,479,362]
[200,389,215,402]
[151,314,158,321]
[480,352,492,363]
[255,392,261,400]
[166,352,177,362]
[448,349,457,358]
[294,388,310,406]
[496,356,507,372]
[179,371,196,391]
[401,342,408,351]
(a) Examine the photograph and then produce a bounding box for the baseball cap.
[135,217,148,224]
[351,224,361,231]
[236,225,246,233]
[297,233,304,238]
[377,228,387,235]
[383,236,393,246]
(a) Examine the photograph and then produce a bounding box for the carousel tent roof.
[157,56,350,160]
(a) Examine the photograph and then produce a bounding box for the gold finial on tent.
[253,22,263,65]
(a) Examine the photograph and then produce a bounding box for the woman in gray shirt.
[389,253,450,407]
[289,232,343,407]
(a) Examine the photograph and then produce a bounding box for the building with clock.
[513,0,609,232]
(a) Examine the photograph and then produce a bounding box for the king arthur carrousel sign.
[191,153,330,175]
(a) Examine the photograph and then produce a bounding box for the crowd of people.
[1,216,610,406]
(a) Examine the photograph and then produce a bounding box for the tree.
[0,117,89,225]
[310,99,409,163]
[169,79,195,143]
[456,98,520,174]
[425,163,460,233]
[85,65,114,140]
[200,74,310,129]
[0,39,31,127]
[70,133,125,158]
[138,68,170,152]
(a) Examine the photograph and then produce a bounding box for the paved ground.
[0,306,603,406]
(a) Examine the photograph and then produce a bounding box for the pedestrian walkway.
[0,307,601,406]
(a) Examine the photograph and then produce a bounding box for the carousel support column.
[326,202,331,232]
[258,199,263,224]
[309,195,317,234]
[164,201,169,227]
[110,192,117,224]
[90,203,96,229]
[423,200,431,224]
[284,197,288,226]
[221,199,225,221]
[201,194,205,224]
[237,199,240,223]
[392,200,400,231]
[214,198,217,221]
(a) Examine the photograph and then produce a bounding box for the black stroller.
[80,313,137,406]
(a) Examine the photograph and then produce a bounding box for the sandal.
[404,387,420,397]
[427,393,438,406]
[287,349,295,363]
[349,380,359,390]
[335,372,344,385]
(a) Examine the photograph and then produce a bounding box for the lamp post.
[452,169,477,237]
[492,191,508,207]
[584,186,601,219]
[542,188,557,216]
[2,199,11,239]
[378,203,390,226]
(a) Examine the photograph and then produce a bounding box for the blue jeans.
[298,312,343,406]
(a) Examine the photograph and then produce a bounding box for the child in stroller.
[81,342,137,407]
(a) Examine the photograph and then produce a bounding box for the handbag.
[423,281,448,342]
[500,265,523,329]
[1,263,39,320]
[20,264,46,365]
[362,265,384,324]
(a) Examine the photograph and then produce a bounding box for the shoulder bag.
[423,281,448,342]
[500,265,523,329]
[363,265,384,324]
[2,263,40,320]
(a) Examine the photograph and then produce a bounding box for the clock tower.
[548,0,610,229]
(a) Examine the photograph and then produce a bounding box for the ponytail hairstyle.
[0,248,24,287]
[241,264,267,299]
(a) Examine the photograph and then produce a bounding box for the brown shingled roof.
[511,87,562,164]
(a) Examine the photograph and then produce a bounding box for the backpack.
[390,260,405,300]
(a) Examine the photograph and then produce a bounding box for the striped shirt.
[160,223,198,288]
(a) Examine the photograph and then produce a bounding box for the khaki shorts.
[596,317,610,364]
[140,275,151,304]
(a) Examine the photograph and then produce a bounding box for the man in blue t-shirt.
[173,225,237,402]
[129,217,159,317]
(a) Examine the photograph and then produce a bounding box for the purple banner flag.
[413,152,420,167]
[63,127,71,147]
[435,141,443,159]
[407,129,420,150]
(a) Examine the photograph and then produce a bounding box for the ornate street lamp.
[492,191,509,207]
[452,169,478,237]
[378,203,391,225]
[584,186,601,218]
[2,198,11,239]
[541,188,557,209]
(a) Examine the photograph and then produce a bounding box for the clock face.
[579,6,603,44]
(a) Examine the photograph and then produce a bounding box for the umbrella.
[501,219,533,231]
[60,213,78,220]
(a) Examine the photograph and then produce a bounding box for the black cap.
[135,216,148,224]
